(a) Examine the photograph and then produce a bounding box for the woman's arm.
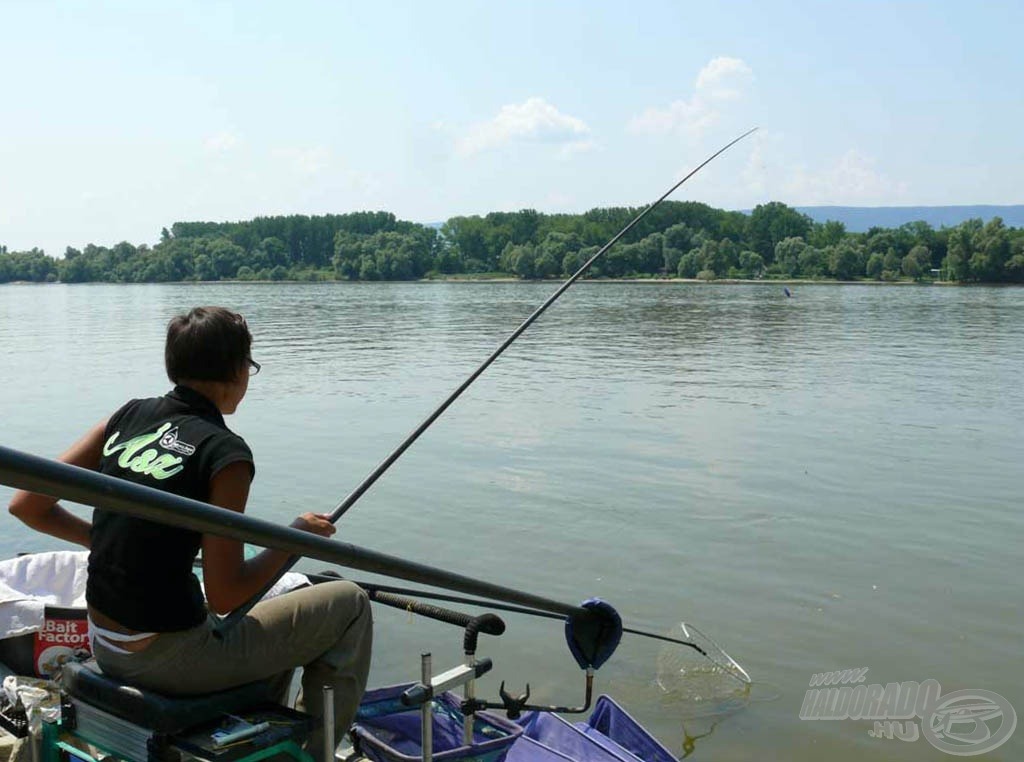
[201,461,335,614]
[7,419,107,548]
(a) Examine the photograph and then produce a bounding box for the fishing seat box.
[60,660,311,762]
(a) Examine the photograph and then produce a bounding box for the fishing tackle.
[0,129,758,687]
[218,127,759,634]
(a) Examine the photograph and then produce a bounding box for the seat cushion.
[62,660,273,734]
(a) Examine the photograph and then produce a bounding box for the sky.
[2,0,1022,257]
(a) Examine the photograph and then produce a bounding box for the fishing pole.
[190,556,711,656]
[0,446,582,617]
[217,127,758,635]
[325,125,758,527]
[0,442,747,682]
[345,573,750,684]
[0,443,632,675]
[310,572,711,657]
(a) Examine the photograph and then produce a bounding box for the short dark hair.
[165,307,252,384]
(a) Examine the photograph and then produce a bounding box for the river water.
[0,282,1020,760]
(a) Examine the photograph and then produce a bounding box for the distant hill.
[792,205,1024,232]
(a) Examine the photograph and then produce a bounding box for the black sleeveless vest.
[87,386,254,631]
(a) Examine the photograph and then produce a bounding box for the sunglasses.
[248,359,261,375]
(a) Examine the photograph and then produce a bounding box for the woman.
[9,306,372,758]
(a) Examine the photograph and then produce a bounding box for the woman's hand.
[289,512,336,538]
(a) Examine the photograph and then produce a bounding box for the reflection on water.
[1,282,1022,760]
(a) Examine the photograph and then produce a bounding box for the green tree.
[809,219,846,248]
[59,253,92,283]
[943,221,980,281]
[1005,236,1024,282]
[686,238,737,278]
[259,237,289,268]
[434,244,464,274]
[663,223,694,253]
[536,232,582,273]
[637,233,664,274]
[564,246,598,277]
[829,242,863,281]
[677,250,701,278]
[533,250,560,278]
[512,246,537,279]
[899,221,939,265]
[662,247,684,275]
[882,247,901,273]
[738,250,764,277]
[866,253,884,280]
[747,202,812,263]
[193,254,216,281]
[798,246,827,278]
[969,217,1009,282]
[509,209,541,244]
[907,244,931,273]
[441,216,496,270]
[332,232,363,279]
[901,254,922,280]
[773,237,807,276]
[865,229,902,263]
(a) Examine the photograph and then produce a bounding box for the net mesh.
[655,622,751,718]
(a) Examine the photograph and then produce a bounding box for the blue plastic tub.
[515,696,677,762]
[352,683,522,762]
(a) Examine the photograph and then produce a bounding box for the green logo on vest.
[103,422,187,479]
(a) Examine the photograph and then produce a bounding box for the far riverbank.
[0,276,976,287]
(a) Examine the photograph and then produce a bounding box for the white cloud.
[629,56,753,139]
[274,146,331,175]
[740,129,780,196]
[784,150,910,204]
[695,57,753,100]
[630,99,715,138]
[456,97,592,157]
[203,132,239,153]
[733,136,910,207]
[556,138,598,160]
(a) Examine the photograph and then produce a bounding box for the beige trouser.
[92,580,373,761]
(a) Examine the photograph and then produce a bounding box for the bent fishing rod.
[218,128,758,634]
[325,125,757,527]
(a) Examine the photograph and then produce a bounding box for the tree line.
[2,202,1023,284]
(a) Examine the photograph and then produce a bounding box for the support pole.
[420,653,433,762]
[323,685,335,762]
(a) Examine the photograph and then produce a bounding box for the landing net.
[655,622,751,718]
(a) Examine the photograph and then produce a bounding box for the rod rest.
[61,660,275,734]
[400,658,494,708]
[463,614,505,654]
